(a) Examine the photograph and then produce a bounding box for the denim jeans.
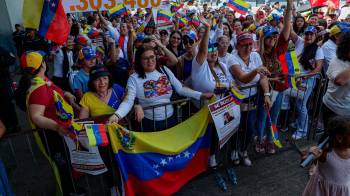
[141,115,177,132]
[256,91,284,142]
[295,76,316,135]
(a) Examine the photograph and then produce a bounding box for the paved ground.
[1,132,311,196]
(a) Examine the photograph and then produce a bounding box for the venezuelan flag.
[178,18,189,28]
[157,10,173,22]
[227,0,251,15]
[230,87,245,105]
[267,112,282,148]
[22,0,44,29]
[108,107,211,195]
[87,28,100,39]
[53,91,83,140]
[85,124,109,146]
[278,50,301,89]
[33,0,70,44]
[172,2,184,12]
[109,3,128,16]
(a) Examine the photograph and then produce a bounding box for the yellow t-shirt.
[80,92,116,117]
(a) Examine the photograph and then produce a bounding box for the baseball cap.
[304,26,317,34]
[237,32,254,44]
[262,26,279,38]
[82,46,96,60]
[136,32,145,41]
[183,31,197,41]
[89,65,110,81]
[20,51,46,74]
[268,13,281,22]
[329,22,350,37]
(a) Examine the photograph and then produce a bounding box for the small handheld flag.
[278,50,301,89]
[227,0,251,15]
[85,124,109,147]
[157,10,173,22]
[230,87,245,105]
[178,18,189,28]
[267,112,282,148]
[109,4,128,16]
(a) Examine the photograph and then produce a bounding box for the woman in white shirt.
[322,32,350,140]
[191,16,236,177]
[230,32,272,166]
[108,46,213,132]
[290,26,325,139]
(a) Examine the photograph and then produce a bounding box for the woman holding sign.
[229,32,272,166]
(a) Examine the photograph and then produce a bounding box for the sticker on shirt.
[143,76,172,98]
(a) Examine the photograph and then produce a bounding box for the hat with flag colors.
[20,51,46,74]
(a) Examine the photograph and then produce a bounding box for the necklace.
[95,89,110,100]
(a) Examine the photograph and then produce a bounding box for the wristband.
[264,93,271,97]
[114,112,121,119]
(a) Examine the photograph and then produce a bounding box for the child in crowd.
[303,116,350,196]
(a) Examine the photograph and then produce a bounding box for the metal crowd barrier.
[0,73,328,194]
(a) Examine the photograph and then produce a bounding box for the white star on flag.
[168,157,173,162]
[160,159,167,166]
[175,154,181,159]
[51,2,55,7]
[153,164,159,169]
[184,151,191,158]
[155,170,160,176]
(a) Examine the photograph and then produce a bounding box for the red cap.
[236,32,254,44]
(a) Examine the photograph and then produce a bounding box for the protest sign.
[208,95,240,149]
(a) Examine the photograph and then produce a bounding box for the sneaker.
[255,141,265,153]
[231,150,240,165]
[214,171,227,191]
[292,132,306,140]
[241,151,252,166]
[266,142,276,154]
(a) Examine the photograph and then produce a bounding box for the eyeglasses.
[142,55,156,61]
[183,39,194,45]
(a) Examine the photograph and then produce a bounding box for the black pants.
[0,74,18,130]
[38,130,75,195]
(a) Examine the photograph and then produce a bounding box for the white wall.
[5,0,24,31]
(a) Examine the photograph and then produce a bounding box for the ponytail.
[14,67,41,111]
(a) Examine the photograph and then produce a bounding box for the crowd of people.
[1,0,350,195]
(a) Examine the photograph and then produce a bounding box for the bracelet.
[264,93,271,97]
[114,112,121,119]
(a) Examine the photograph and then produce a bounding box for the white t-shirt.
[231,52,262,97]
[295,36,325,74]
[116,66,202,121]
[53,49,74,78]
[322,39,337,68]
[323,57,350,116]
[191,58,233,97]
[218,53,236,70]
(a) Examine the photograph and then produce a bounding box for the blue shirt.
[73,69,89,93]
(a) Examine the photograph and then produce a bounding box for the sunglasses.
[208,47,218,53]
[160,32,168,36]
[183,39,194,45]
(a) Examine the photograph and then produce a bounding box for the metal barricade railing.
[0,73,328,194]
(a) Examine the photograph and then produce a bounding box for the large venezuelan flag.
[278,50,301,89]
[38,0,69,44]
[108,107,211,196]
[227,0,251,15]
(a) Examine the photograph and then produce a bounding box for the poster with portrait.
[208,95,241,149]
[64,131,108,175]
